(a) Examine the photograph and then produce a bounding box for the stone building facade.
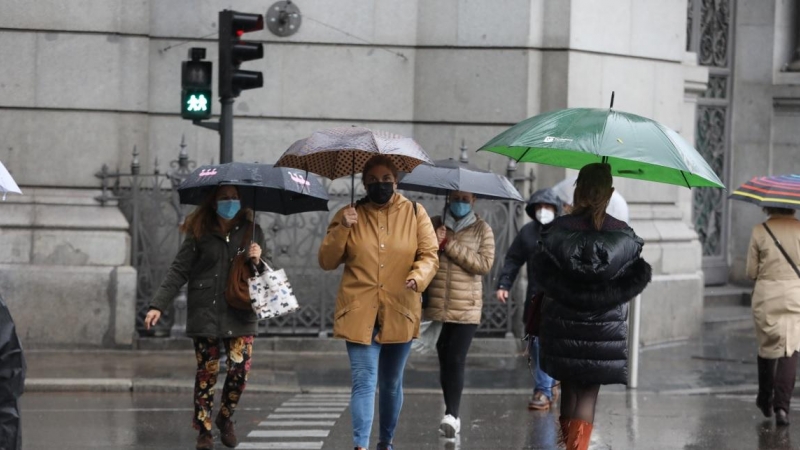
[0,0,797,347]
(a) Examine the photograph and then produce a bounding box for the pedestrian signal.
[181,48,212,120]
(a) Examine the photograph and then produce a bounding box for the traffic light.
[219,10,264,99]
[181,48,212,120]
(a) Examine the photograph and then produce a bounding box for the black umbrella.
[178,162,329,215]
[398,158,524,201]
[398,158,523,221]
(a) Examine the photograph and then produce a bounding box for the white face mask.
[535,208,555,225]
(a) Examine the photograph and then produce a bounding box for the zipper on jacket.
[444,256,452,315]
[219,234,230,336]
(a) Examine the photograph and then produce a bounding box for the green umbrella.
[478,107,725,189]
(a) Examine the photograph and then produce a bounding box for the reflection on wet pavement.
[22,390,800,449]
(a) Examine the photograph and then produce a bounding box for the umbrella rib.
[252,188,257,244]
[651,122,710,182]
[517,147,533,162]
[680,171,691,189]
[597,109,610,157]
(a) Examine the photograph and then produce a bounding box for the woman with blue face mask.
[144,185,271,450]
[423,191,496,439]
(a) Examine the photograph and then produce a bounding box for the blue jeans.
[528,337,554,398]
[346,331,413,448]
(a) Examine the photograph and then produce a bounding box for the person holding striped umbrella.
[732,174,800,426]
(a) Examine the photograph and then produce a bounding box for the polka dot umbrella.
[274,127,434,204]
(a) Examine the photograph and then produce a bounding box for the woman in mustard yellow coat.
[318,155,439,450]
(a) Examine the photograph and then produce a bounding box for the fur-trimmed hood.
[533,219,652,311]
[534,252,651,310]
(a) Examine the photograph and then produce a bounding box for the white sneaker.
[439,414,461,439]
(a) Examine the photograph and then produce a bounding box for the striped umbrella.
[730,174,800,210]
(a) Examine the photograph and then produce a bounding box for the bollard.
[627,294,642,388]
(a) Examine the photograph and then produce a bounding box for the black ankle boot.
[757,356,775,418]
[776,408,790,426]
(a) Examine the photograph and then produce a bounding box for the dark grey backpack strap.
[763,223,800,279]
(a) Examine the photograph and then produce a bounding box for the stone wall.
[0,189,136,347]
[728,0,800,283]
[529,0,707,344]
[0,0,717,345]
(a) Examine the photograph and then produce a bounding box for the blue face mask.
[216,199,241,220]
[449,201,472,218]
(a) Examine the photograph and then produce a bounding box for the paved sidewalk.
[23,322,766,396]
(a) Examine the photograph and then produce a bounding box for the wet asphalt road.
[20,390,800,449]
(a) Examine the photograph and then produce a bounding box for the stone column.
[0,189,137,347]
[786,4,800,71]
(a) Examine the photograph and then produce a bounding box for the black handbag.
[524,292,544,337]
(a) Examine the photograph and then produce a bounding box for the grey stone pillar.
[787,4,800,71]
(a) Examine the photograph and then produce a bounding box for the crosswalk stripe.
[238,442,324,450]
[259,421,337,427]
[240,394,350,449]
[268,413,341,419]
[292,395,350,399]
[274,407,347,413]
[248,430,330,438]
[282,402,350,407]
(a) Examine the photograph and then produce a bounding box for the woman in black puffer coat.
[532,163,651,450]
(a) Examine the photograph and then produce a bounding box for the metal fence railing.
[97,142,534,338]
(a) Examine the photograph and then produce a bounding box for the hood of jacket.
[525,188,563,219]
[318,193,440,345]
[532,217,651,311]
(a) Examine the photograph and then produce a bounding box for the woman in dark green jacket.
[145,185,269,450]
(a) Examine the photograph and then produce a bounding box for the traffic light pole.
[220,97,234,164]
[189,10,264,165]
[191,97,232,164]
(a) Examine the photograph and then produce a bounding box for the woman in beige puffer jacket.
[423,190,495,439]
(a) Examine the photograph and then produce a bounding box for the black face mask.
[366,182,395,205]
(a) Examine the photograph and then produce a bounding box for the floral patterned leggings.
[192,336,254,431]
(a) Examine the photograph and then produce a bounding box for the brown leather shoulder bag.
[225,224,256,310]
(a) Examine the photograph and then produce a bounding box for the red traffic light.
[219,10,265,98]
[230,12,264,36]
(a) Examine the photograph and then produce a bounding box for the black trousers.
[436,322,478,419]
[758,352,799,413]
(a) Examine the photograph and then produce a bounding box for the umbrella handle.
[442,191,450,223]
[351,153,355,206]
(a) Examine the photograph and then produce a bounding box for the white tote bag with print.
[248,260,300,320]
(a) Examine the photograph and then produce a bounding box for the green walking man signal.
[186,92,209,113]
[181,48,213,120]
